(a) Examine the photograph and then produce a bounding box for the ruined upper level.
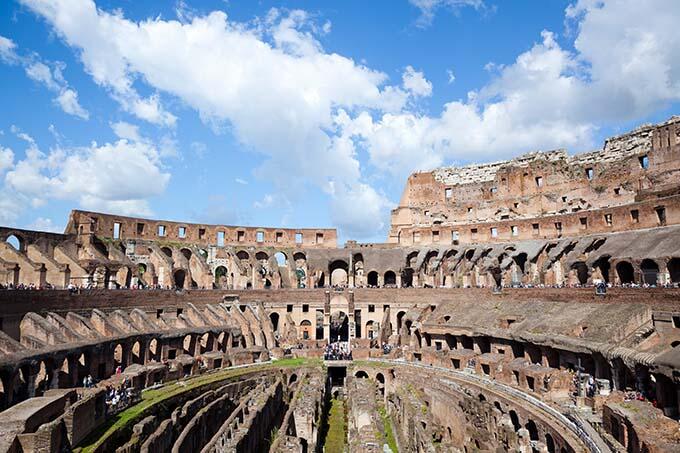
[389,116,680,245]
[65,210,338,249]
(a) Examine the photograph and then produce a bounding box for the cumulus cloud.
[27,217,62,233]
[0,126,170,221]
[0,35,89,119]
[402,66,432,97]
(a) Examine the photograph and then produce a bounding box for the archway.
[355,370,369,378]
[329,260,349,287]
[183,335,193,354]
[401,268,414,287]
[509,410,521,431]
[366,320,375,339]
[317,272,326,288]
[113,344,124,369]
[174,269,186,288]
[5,234,23,251]
[616,261,635,284]
[571,262,589,285]
[300,320,313,340]
[396,311,406,333]
[161,247,172,258]
[270,312,280,333]
[132,341,143,364]
[384,270,397,286]
[593,255,611,283]
[330,311,349,342]
[525,420,539,441]
[275,252,287,266]
[214,266,228,287]
[149,339,159,362]
[545,433,555,453]
[640,259,659,285]
[367,271,379,287]
[669,258,680,284]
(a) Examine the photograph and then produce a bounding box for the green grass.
[323,397,347,453]
[378,404,398,452]
[76,358,319,453]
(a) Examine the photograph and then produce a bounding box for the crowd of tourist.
[324,341,352,361]
[104,379,136,413]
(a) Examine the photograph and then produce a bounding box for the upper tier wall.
[389,116,680,243]
[64,210,338,248]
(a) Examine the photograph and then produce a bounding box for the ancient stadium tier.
[1,117,680,452]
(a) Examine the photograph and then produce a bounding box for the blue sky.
[1,0,679,243]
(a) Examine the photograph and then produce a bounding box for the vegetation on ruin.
[378,404,399,452]
[323,396,347,453]
[76,358,319,453]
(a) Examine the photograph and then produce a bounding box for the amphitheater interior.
[1,118,680,452]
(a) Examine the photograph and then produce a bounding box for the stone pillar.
[324,291,331,343]
[349,254,354,288]
[348,291,356,345]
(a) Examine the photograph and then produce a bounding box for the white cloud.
[1,134,170,221]
[27,217,62,232]
[190,141,207,158]
[447,69,456,84]
[409,0,485,28]
[253,194,275,209]
[0,147,14,174]
[111,121,141,141]
[0,35,89,119]
[235,178,248,185]
[402,66,432,97]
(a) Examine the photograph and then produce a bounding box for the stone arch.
[365,320,375,339]
[161,247,172,258]
[113,343,124,369]
[236,250,250,261]
[329,260,349,286]
[270,312,280,333]
[5,234,24,252]
[592,255,611,283]
[174,269,186,288]
[513,253,528,274]
[669,258,680,284]
[545,433,556,453]
[34,361,50,396]
[275,252,287,266]
[355,370,369,378]
[183,334,193,355]
[367,271,379,287]
[255,251,269,261]
[214,266,228,287]
[200,332,214,353]
[571,261,589,285]
[180,248,192,261]
[384,270,396,286]
[299,319,313,340]
[525,419,539,441]
[148,338,159,362]
[401,268,414,287]
[509,410,521,431]
[131,340,143,364]
[640,259,659,285]
[616,261,635,284]
[329,311,349,342]
[396,311,406,332]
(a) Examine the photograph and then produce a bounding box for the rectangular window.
[579,217,588,229]
[316,232,324,244]
[287,304,293,313]
[295,233,303,244]
[136,223,145,235]
[532,223,540,235]
[432,230,440,242]
[511,225,518,236]
[604,214,613,226]
[435,342,442,351]
[501,214,509,220]
[276,232,283,243]
[237,231,245,242]
[656,206,667,225]
[445,188,452,199]
[490,227,498,238]
[562,196,567,202]
[113,222,121,239]
[178,226,186,238]
[368,304,375,313]
[198,228,206,239]
[217,231,225,247]
[471,228,478,239]
[158,225,166,237]
[452,231,459,242]
[424,210,430,217]
[630,209,639,223]
[535,176,543,187]
[586,168,594,180]
[256,231,264,242]
[639,154,649,169]
[302,304,309,313]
